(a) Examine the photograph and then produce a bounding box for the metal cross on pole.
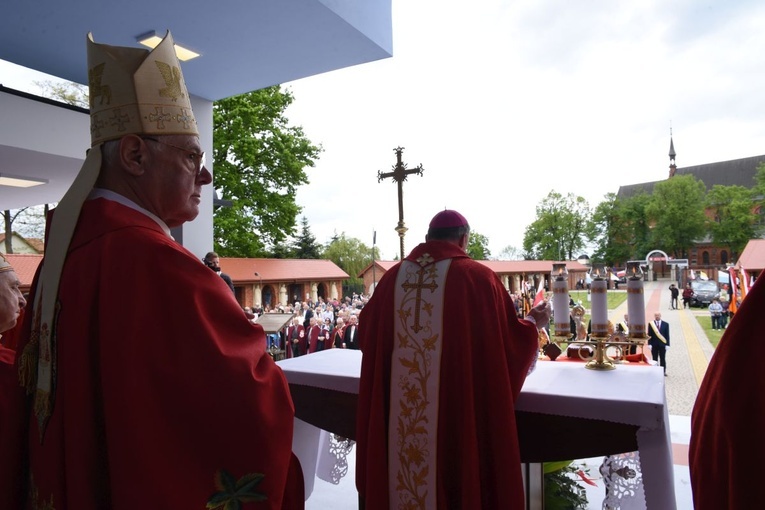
[377,147,424,260]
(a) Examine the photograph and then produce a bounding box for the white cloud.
[287,0,765,259]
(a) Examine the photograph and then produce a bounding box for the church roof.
[220,258,349,284]
[616,154,765,199]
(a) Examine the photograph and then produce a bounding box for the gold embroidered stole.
[649,321,668,344]
[389,254,449,509]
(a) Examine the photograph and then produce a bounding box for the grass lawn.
[694,314,726,348]
[569,290,628,311]
[550,290,629,338]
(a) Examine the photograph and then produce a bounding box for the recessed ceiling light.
[136,31,200,61]
[0,174,48,188]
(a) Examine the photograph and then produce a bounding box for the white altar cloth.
[277,349,675,509]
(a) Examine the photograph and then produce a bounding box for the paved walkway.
[611,278,716,416]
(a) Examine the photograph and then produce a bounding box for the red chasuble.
[307,325,321,354]
[0,199,302,509]
[690,275,765,510]
[356,240,538,509]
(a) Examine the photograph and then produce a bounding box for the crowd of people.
[251,295,368,357]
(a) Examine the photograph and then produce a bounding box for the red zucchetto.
[429,209,469,229]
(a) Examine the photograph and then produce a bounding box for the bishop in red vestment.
[0,32,301,510]
[0,254,27,498]
[356,210,548,509]
[690,274,765,509]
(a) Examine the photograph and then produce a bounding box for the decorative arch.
[262,285,274,307]
[644,249,669,263]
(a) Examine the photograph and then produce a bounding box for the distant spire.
[668,124,677,178]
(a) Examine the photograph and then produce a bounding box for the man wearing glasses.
[1,32,302,509]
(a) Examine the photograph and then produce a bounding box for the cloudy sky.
[285,0,765,259]
[3,1,764,260]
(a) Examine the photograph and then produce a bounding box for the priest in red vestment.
[356,209,550,509]
[306,316,321,353]
[285,317,306,358]
[690,273,764,510]
[0,32,302,509]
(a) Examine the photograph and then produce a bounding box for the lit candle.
[552,263,570,337]
[590,264,608,336]
[626,262,646,338]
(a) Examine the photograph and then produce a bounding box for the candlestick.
[590,264,608,336]
[626,261,646,338]
[552,263,570,337]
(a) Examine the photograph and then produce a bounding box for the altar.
[277,349,675,509]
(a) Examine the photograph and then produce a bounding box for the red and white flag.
[532,278,546,307]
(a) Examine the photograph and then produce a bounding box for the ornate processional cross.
[377,147,424,260]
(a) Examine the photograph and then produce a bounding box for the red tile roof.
[478,260,590,273]
[738,239,765,271]
[360,259,589,277]
[357,260,398,277]
[220,258,349,283]
[3,253,43,288]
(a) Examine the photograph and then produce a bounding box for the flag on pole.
[521,278,532,317]
[740,267,750,302]
[532,277,546,307]
[728,267,739,314]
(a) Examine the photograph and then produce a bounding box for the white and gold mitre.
[87,30,198,146]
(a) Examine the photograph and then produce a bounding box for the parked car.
[690,280,720,307]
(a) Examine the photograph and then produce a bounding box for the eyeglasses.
[142,137,206,175]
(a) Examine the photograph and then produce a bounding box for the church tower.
[668,129,677,178]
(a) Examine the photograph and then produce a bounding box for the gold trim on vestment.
[389,254,449,509]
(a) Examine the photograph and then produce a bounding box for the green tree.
[590,193,631,266]
[646,175,707,258]
[753,163,765,233]
[466,231,491,260]
[523,191,591,260]
[706,184,759,259]
[212,87,321,257]
[34,80,88,108]
[323,233,380,290]
[292,216,322,259]
[497,245,524,260]
[621,193,653,260]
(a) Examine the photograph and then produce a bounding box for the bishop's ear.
[119,135,150,176]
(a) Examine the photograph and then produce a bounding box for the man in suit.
[203,251,235,294]
[343,314,360,349]
[647,312,670,375]
[302,302,314,329]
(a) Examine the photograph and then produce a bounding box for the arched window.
[720,250,729,265]
[263,286,273,307]
[702,251,710,265]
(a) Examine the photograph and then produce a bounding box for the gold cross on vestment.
[377,147,424,260]
[402,265,437,333]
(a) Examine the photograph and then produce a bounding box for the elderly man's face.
[142,135,212,227]
[0,270,26,333]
